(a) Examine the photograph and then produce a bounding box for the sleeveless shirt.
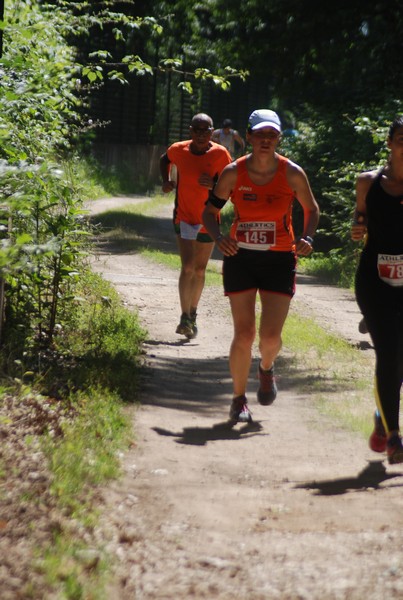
[365,171,403,255]
[362,170,403,287]
[216,129,235,155]
[229,155,295,252]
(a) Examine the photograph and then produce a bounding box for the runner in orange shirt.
[160,113,232,339]
[203,109,319,423]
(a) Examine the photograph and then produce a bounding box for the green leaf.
[178,81,193,94]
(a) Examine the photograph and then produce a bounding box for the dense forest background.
[83,0,403,143]
[71,0,403,251]
[1,0,403,366]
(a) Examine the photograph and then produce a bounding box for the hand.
[295,237,314,256]
[351,215,367,241]
[215,234,239,256]
[198,173,214,189]
[162,180,175,193]
[351,224,367,241]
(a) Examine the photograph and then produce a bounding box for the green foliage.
[45,387,131,512]
[36,270,147,401]
[0,265,145,598]
[0,158,93,369]
[298,250,360,288]
[279,105,402,285]
[282,309,374,439]
[0,3,99,368]
[42,533,108,600]
[7,270,146,598]
[1,4,80,160]
[172,0,403,112]
[40,383,131,597]
[39,0,248,93]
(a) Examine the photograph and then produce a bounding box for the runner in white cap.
[203,108,320,423]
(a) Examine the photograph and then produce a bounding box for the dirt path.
[89,197,403,600]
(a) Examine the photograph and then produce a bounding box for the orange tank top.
[167,140,232,228]
[229,155,295,252]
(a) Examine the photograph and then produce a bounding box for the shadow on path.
[295,460,403,495]
[89,208,223,260]
[152,420,265,446]
[140,353,363,416]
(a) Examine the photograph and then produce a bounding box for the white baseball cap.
[248,109,281,132]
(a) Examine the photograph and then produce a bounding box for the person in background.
[351,115,403,464]
[160,113,232,339]
[212,118,245,159]
[203,109,319,423]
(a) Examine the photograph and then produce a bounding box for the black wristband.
[208,192,227,210]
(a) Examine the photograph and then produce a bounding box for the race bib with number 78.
[377,254,403,287]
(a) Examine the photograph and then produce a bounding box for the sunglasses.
[191,126,213,134]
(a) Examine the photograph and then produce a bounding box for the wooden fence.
[92,142,167,186]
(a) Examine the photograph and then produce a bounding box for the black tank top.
[365,171,403,255]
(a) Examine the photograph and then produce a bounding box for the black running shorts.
[223,248,296,296]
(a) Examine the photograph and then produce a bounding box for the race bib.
[236,221,275,251]
[377,254,403,287]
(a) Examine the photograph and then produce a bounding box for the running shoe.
[387,434,403,465]
[188,311,198,339]
[368,410,387,453]
[257,364,277,405]
[229,395,252,424]
[358,317,368,334]
[175,313,193,338]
